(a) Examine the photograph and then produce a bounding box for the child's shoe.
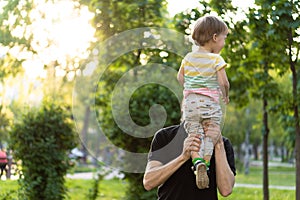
[194,162,209,189]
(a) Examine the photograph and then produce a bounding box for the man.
[0,148,8,179]
[143,122,236,200]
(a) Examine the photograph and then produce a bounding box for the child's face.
[212,30,228,53]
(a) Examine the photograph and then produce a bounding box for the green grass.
[219,187,295,200]
[0,165,296,200]
[65,179,127,200]
[218,165,296,200]
[236,166,295,186]
[0,179,127,200]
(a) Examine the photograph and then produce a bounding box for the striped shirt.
[181,50,227,100]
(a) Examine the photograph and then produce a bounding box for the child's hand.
[222,96,229,104]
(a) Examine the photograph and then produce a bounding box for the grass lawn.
[236,166,296,186]
[65,179,127,200]
[219,165,296,200]
[0,179,127,200]
[0,165,296,200]
[219,187,295,200]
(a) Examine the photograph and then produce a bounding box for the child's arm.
[177,66,184,86]
[217,68,230,104]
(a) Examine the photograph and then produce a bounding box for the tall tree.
[0,0,34,80]
[0,0,95,156]
[268,0,300,198]
[248,1,300,199]
[173,1,298,200]
[208,1,298,199]
[84,0,188,199]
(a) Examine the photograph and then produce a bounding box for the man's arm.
[143,133,201,191]
[143,157,186,191]
[215,139,235,196]
[204,123,235,196]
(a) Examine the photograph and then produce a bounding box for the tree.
[0,0,34,80]
[83,0,187,199]
[268,1,300,199]
[10,100,77,200]
[173,1,299,200]
[247,1,300,199]
[0,105,12,148]
[0,0,95,163]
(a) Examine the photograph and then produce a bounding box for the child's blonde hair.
[192,15,228,46]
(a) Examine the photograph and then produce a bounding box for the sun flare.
[21,0,96,79]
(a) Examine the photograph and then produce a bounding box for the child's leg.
[184,121,204,161]
[183,94,210,189]
[202,113,222,168]
[189,121,209,189]
[183,94,204,161]
[203,132,214,166]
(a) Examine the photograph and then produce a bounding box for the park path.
[66,172,296,191]
[3,171,295,191]
[234,183,295,191]
[3,161,295,191]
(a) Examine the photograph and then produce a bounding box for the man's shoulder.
[159,124,181,133]
[154,124,182,139]
[222,137,232,146]
[149,123,185,163]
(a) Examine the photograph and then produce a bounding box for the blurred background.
[0,0,299,199]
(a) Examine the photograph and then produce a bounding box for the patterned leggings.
[183,93,222,158]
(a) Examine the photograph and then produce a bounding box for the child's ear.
[212,33,217,42]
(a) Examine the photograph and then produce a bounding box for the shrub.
[9,101,77,200]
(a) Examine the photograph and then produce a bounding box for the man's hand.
[203,122,222,146]
[181,133,201,161]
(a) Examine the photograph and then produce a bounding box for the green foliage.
[87,0,182,199]
[0,0,34,80]
[86,172,104,200]
[0,105,12,147]
[222,102,262,147]
[96,66,181,199]
[123,173,157,200]
[172,2,299,199]
[9,101,77,200]
[89,0,168,41]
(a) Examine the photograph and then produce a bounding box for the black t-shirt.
[148,123,236,200]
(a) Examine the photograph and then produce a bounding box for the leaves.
[9,101,77,200]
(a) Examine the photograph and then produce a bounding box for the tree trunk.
[295,118,300,200]
[288,25,300,200]
[253,143,259,160]
[280,142,285,162]
[244,108,251,175]
[81,105,90,164]
[290,51,299,200]
[244,128,250,175]
[6,150,12,179]
[262,98,269,200]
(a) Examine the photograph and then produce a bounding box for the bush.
[9,101,77,200]
[123,173,157,200]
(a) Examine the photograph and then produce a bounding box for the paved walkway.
[235,183,295,191]
[66,170,124,180]
[66,172,296,191]
[2,172,295,191]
